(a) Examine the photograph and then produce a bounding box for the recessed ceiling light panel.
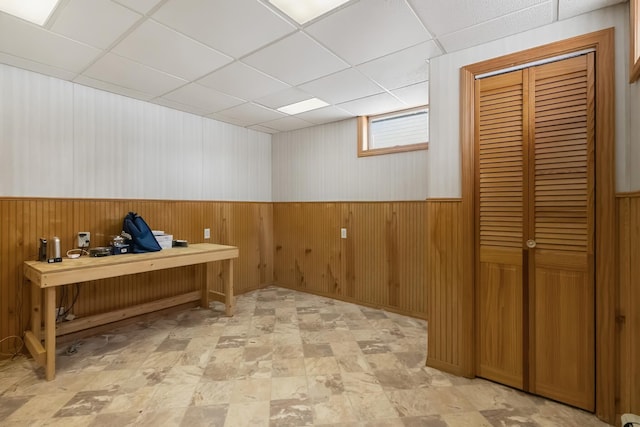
[278,98,329,115]
[269,0,350,24]
[0,0,60,25]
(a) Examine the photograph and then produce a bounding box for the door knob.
[526,239,537,248]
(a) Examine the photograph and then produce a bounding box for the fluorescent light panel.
[278,98,329,115]
[269,0,350,24]
[0,0,59,25]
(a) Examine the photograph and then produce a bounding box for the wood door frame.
[460,29,616,423]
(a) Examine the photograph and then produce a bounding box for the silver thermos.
[51,236,61,259]
[40,236,62,262]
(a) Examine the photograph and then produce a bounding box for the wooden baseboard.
[426,357,474,379]
[275,283,427,320]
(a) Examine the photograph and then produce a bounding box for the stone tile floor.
[0,286,609,426]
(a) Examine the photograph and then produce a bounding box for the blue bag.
[122,212,161,253]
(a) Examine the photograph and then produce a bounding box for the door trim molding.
[459,28,616,424]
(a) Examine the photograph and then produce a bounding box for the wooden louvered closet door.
[475,53,594,411]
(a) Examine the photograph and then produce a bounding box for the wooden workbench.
[23,243,239,380]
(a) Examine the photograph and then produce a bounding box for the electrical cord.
[60,284,80,320]
[56,284,80,322]
[0,335,24,359]
[56,286,67,322]
[66,248,89,259]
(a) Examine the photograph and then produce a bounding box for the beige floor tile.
[442,411,492,426]
[191,380,234,406]
[312,394,358,424]
[341,371,384,394]
[346,391,398,421]
[5,392,75,421]
[143,383,197,411]
[0,286,608,427]
[134,406,187,426]
[271,376,308,400]
[100,386,155,414]
[224,401,270,427]
[304,356,340,376]
[231,378,272,403]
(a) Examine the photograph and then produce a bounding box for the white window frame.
[357,105,429,157]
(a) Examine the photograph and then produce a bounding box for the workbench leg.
[224,259,235,316]
[44,287,56,381]
[198,264,208,309]
[31,282,42,341]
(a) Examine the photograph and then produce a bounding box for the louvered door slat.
[478,74,523,249]
[534,58,589,253]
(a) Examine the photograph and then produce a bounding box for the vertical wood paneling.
[425,200,464,373]
[273,203,342,295]
[0,198,273,355]
[617,193,640,419]
[273,201,429,318]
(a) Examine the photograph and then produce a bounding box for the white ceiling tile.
[214,102,286,126]
[1,0,619,132]
[197,62,289,101]
[0,13,100,73]
[162,83,244,114]
[113,20,232,80]
[51,0,141,49]
[294,105,353,125]
[299,68,383,104]
[82,53,187,96]
[153,0,295,58]
[243,31,349,85]
[73,75,155,100]
[306,0,431,65]
[409,0,549,37]
[337,92,405,116]
[390,81,429,108]
[254,87,313,109]
[438,2,555,52]
[260,116,315,132]
[357,41,438,91]
[112,0,164,15]
[558,0,626,20]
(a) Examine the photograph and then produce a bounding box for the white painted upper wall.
[428,3,630,197]
[2,3,636,202]
[0,63,272,201]
[271,3,633,201]
[271,119,429,201]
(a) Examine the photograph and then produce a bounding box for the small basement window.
[358,105,429,157]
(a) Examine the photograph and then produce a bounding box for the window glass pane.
[369,109,428,149]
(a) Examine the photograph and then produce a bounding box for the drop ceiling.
[0,0,625,133]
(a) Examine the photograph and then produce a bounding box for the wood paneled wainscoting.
[0,198,274,356]
[617,191,640,421]
[273,201,437,319]
[272,200,465,323]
